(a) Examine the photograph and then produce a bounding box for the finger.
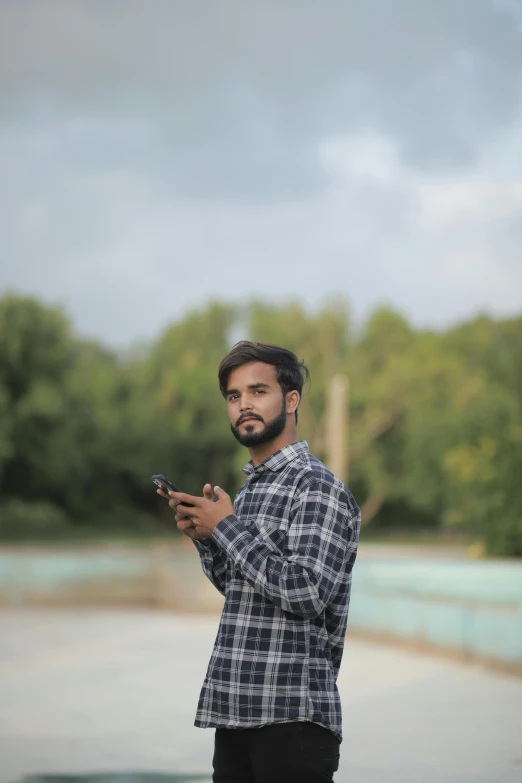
[177,518,196,532]
[168,497,180,510]
[203,483,213,500]
[213,486,230,501]
[170,491,200,507]
[157,488,168,497]
[175,508,194,523]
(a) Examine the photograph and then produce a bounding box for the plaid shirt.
[193,440,360,742]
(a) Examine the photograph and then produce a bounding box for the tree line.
[0,293,521,556]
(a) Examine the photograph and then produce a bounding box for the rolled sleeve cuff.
[212,514,252,558]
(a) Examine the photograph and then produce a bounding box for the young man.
[161,341,360,783]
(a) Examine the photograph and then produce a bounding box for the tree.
[0,293,520,555]
[126,301,240,501]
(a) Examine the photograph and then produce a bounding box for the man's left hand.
[170,486,235,538]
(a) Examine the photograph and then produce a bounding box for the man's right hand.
[157,483,214,541]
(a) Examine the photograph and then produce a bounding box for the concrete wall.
[0,542,224,613]
[1,544,521,669]
[350,560,522,668]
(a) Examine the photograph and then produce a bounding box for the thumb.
[214,486,228,500]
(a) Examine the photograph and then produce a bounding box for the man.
[160,341,360,783]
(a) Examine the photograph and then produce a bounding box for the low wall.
[349,560,522,669]
[1,544,521,669]
[0,542,224,613]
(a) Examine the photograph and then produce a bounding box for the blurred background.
[0,2,521,783]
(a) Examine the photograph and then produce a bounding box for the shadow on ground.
[17,775,209,783]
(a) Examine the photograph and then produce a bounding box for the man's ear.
[287,390,300,415]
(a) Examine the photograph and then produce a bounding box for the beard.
[230,398,287,447]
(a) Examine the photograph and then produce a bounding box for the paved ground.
[1,608,522,783]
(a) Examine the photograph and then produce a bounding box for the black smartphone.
[151,474,194,506]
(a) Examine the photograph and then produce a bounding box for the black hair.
[218,341,309,424]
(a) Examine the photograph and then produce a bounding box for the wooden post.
[325,374,349,483]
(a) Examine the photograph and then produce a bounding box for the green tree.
[1,292,520,555]
[127,301,240,503]
[247,298,351,457]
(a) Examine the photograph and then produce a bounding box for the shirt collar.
[242,440,310,476]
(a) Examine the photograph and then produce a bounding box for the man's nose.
[240,398,253,411]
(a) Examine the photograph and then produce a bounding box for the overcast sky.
[1,0,521,347]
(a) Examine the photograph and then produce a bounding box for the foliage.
[0,293,520,556]
[0,498,69,540]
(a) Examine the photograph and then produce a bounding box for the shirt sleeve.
[210,476,360,618]
[193,538,228,596]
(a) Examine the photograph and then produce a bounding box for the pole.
[325,374,349,483]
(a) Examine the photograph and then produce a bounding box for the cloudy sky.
[1,0,521,346]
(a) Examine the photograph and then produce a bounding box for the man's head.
[218,341,309,448]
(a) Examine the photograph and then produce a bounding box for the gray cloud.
[0,0,521,345]
[2,0,522,200]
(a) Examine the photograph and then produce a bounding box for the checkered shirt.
[193,440,360,742]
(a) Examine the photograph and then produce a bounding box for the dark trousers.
[212,721,340,783]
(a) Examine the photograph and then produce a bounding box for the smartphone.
[151,474,194,507]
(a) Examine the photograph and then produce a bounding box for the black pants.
[213,721,340,783]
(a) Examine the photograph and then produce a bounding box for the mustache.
[236,413,264,427]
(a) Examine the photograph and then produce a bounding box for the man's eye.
[254,390,265,395]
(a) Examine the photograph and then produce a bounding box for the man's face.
[226,361,288,447]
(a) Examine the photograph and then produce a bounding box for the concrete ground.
[1,608,521,783]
